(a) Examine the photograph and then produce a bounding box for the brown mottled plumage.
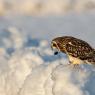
[51,36,95,65]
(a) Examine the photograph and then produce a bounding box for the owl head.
[51,37,65,55]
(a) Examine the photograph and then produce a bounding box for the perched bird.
[51,36,95,66]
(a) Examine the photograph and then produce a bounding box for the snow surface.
[0,0,95,95]
[0,22,95,95]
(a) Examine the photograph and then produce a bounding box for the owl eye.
[53,43,57,47]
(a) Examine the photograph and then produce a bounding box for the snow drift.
[0,27,95,95]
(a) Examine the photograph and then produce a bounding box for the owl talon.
[68,64,80,70]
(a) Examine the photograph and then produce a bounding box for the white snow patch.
[0,14,95,95]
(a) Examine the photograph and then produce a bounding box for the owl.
[51,36,95,66]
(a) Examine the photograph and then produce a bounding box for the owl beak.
[54,51,59,55]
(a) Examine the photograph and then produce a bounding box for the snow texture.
[0,25,95,95]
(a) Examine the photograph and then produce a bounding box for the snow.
[0,25,94,95]
[0,0,95,95]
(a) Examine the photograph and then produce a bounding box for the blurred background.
[0,0,95,43]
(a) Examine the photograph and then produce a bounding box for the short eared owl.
[51,36,95,65]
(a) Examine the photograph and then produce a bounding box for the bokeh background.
[0,0,95,42]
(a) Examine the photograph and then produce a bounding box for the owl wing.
[65,39,94,60]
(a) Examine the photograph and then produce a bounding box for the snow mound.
[0,26,95,95]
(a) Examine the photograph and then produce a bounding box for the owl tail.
[85,50,95,65]
[86,56,95,65]
[94,49,95,54]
